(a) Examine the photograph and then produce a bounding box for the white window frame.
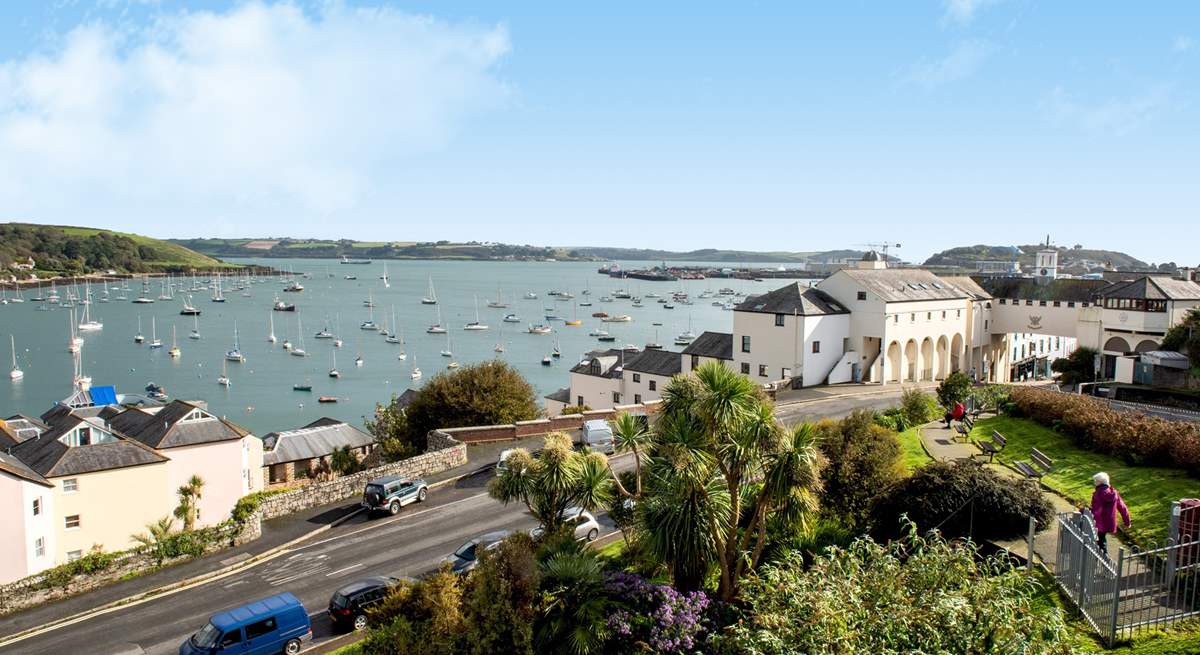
[62,478,79,493]
[65,514,81,530]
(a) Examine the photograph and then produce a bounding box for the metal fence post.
[1108,548,1125,647]
[1167,502,1181,580]
[1027,515,1036,573]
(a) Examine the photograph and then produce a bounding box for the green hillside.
[924,244,1151,272]
[172,237,567,261]
[1,223,227,275]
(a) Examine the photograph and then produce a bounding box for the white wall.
[568,370,623,410]
[163,435,260,529]
[0,474,54,584]
[802,314,850,385]
[622,370,672,404]
[733,311,808,383]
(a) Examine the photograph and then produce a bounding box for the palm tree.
[608,412,654,498]
[132,516,176,566]
[536,552,609,655]
[490,432,613,534]
[173,474,205,531]
[641,361,823,601]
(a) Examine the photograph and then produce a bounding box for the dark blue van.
[180,592,311,655]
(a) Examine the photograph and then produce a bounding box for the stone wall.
[256,438,467,520]
[439,400,662,443]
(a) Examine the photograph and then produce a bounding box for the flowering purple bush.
[604,572,713,653]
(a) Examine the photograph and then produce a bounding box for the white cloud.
[0,2,510,230]
[1041,85,1172,136]
[904,40,994,88]
[1174,35,1195,53]
[942,0,1003,25]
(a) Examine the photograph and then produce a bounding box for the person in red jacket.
[1090,471,1131,552]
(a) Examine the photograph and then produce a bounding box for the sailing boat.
[441,331,453,357]
[212,274,226,302]
[181,294,201,315]
[361,293,378,330]
[267,312,277,343]
[564,301,582,326]
[486,286,507,308]
[78,295,103,331]
[290,318,308,357]
[67,310,83,352]
[494,321,505,353]
[421,276,438,305]
[329,349,340,378]
[674,316,697,346]
[426,305,447,333]
[135,315,145,344]
[396,328,407,360]
[10,286,23,303]
[386,307,401,343]
[189,314,201,340]
[217,359,231,387]
[410,355,422,380]
[333,314,343,348]
[226,321,246,362]
[9,335,23,380]
[380,263,390,288]
[315,315,334,339]
[149,316,162,349]
[464,296,488,330]
[169,326,181,358]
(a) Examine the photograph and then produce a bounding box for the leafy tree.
[814,411,902,531]
[363,571,465,655]
[363,394,417,462]
[643,362,823,600]
[870,460,1053,542]
[720,523,1072,654]
[173,475,204,531]
[329,445,361,476]
[462,534,540,655]
[132,516,176,567]
[1162,309,1200,367]
[899,387,938,425]
[489,432,614,534]
[935,370,972,408]
[1050,346,1099,385]
[372,361,540,455]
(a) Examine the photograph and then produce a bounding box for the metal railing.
[1054,510,1200,646]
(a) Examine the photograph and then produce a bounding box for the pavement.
[0,387,913,655]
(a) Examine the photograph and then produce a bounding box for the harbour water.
[1,258,793,434]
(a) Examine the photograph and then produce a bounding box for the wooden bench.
[1015,448,1053,480]
[954,415,975,441]
[976,430,1006,462]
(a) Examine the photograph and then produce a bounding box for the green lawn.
[969,416,1194,546]
[896,426,932,475]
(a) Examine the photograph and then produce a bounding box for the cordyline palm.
[645,361,822,601]
[133,516,176,566]
[608,411,654,497]
[173,474,205,531]
[489,432,613,533]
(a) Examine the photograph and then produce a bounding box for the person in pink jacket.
[1090,472,1131,552]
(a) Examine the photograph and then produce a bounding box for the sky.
[0,1,1197,264]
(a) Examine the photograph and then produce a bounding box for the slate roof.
[263,420,376,466]
[106,400,249,450]
[735,283,849,315]
[1098,276,1200,301]
[545,387,571,403]
[681,332,733,360]
[0,450,51,487]
[973,276,1107,303]
[571,349,636,378]
[833,268,968,302]
[394,389,418,411]
[9,427,167,477]
[624,348,683,377]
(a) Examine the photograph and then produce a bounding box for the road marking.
[295,492,493,551]
[325,563,365,577]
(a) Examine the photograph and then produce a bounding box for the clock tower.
[1034,237,1058,284]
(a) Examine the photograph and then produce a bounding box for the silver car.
[531,507,601,542]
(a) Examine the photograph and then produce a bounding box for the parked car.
[443,530,512,574]
[362,475,428,516]
[328,576,403,632]
[530,507,601,542]
[580,419,615,453]
[180,591,311,655]
[496,448,516,476]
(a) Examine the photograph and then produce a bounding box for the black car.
[328,576,402,632]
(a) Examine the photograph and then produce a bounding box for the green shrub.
[900,387,939,425]
[560,404,591,415]
[38,546,120,590]
[872,408,907,432]
[936,371,973,408]
[971,384,1010,412]
[1050,347,1099,386]
[816,411,903,531]
[1009,386,1200,476]
[870,460,1053,542]
[719,523,1072,654]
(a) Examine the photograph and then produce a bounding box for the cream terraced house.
[0,396,263,584]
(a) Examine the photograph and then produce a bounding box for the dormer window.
[182,410,209,422]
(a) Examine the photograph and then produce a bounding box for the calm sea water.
[1,258,793,435]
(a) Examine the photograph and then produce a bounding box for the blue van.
[180,592,312,655]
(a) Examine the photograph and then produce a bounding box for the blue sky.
[0,1,1196,264]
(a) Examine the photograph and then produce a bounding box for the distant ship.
[340,255,372,265]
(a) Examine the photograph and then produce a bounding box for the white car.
[531,507,601,542]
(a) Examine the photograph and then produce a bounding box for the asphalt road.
[3,388,910,655]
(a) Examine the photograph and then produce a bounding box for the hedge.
[1009,387,1200,477]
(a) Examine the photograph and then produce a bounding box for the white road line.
[295,492,493,551]
[325,563,365,577]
